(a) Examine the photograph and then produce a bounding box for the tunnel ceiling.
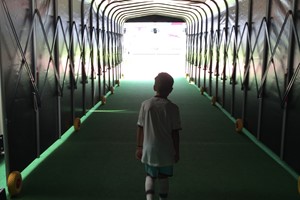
[92,0,228,24]
[126,15,185,23]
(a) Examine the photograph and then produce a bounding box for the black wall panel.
[73,41,84,118]
[0,0,121,172]
[223,26,235,115]
[284,0,300,174]
[244,0,267,137]
[36,12,60,153]
[186,0,300,174]
[259,1,290,156]
[58,8,73,134]
[244,91,259,135]
[0,1,38,171]
[285,84,300,173]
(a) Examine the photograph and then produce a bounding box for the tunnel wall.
[0,0,299,179]
[187,0,300,174]
[0,0,121,173]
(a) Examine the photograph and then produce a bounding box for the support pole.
[197,12,203,88]
[30,0,40,157]
[210,0,221,101]
[200,7,208,90]
[102,10,107,95]
[81,1,87,115]
[231,0,239,116]
[90,1,96,105]
[280,0,298,159]
[0,17,10,179]
[221,0,229,107]
[53,0,61,138]
[257,0,272,140]
[242,0,253,126]
[69,0,75,122]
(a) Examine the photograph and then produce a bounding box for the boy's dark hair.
[154,72,174,93]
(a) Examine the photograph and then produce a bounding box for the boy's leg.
[145,175,155,200]
[157,166,173,199]
[144,165,158,200]
[158,176,169,200]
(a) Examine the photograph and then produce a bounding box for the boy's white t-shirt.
[137,96,181,167]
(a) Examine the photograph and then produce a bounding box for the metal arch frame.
[113,4,197,74]
[90,0,233,108]
[86,0,242,140]
[191,1,214,96]
[280,0,299,160]
[86,0,106,105]
[90,0,200,99]
[197,6,208,88]
[190,0,233,110]
[92,0,230,93]
[221,0,229,108]
[112,4,197,34]
[83,0,210,88]
[109,1,204,84]
[102,0,196,33]
[241,0,253,133]
[194,10,204,88]
[114,6,193,79]
[178,8,202,83]
[110,1,227,96]
[116,9,193,35]
[81,1,102,111]
[256,0,271,140]
[118,9,195,77]
[110,1,200,79]
[209,0,221,100]
[104,1,197,89]
[189,1,219,97]
[119,10,190,25]
[115,8,194,64]
[108,3,197,26]
[95,1,107,95]
[189,0,234,111]
[101,1,203,37]
[108,4,197,48]
[110,4,190,22]
[73,0,234,117]
[53,0,62,140]
[187,1,213,93]
[200,2,214,95]
[88,0,98,104]
[81,1,88,114]
[103,0,200,79]
[182,0,229,105]
[68,0,76,123]
[230,0,239,116]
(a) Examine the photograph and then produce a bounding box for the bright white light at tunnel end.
[121,54,186,81]
[122,22,186,81]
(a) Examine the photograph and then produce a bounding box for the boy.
[136,72,182,200]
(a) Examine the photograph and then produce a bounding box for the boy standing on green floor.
[135,72,182,200]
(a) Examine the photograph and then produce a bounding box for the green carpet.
[12,77,300,200]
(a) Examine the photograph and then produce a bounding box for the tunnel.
[0,0,300,199]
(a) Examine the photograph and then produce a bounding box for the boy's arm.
[135,126,144,160]
[172,130,180,163]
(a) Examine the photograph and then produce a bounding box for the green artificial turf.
[9,77,300,200]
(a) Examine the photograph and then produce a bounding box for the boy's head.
[154,72,174,96]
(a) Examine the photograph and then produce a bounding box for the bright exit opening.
[122,22,187,80]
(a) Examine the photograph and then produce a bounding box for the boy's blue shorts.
[145,164,173,178]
